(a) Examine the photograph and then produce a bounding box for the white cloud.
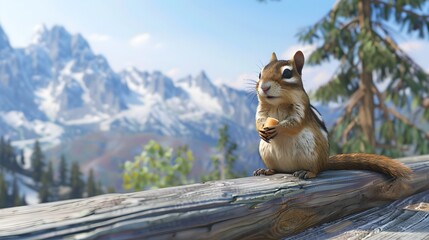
[129,33,151,47]
[399,40,424,52]
[302,65,334,92]
[88,33,110,42]
[281,44,317,60]
[166,67,180,79]
[399,40,429,72]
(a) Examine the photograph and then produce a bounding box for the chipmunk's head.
[256,51,306,106]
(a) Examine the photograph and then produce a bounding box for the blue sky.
[0,0,427,90]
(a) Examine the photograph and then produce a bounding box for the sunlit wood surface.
[291,188,429,239]
[0,155,428,240]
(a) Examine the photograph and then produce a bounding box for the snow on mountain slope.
[4,170,39,205]
[0,111,64,153]
[117,68,258,143]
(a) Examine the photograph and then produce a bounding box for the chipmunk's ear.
[270,52,278,63]
[293,51,305,75]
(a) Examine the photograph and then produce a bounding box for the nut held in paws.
[265,117,279,127]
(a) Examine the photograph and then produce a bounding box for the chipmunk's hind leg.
[293,170,317,179]
[253,168,276,176]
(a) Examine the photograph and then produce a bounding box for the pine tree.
[0,172,7,208]
[12,176,20,207]
[86,168,96,197]
[20,149,25,168]
[0,136,5,167]
[122,140,194,190]
[69,162,84,199]
[31,140,44,182]
[59,155,67,186]
[298,0,429,156]
[0,137,17,170]
[9,141,17,170]
[39,172,50,203]
[5,139,15,170]
[220,125,242,179]
[46,161,54,184]
[203,124,244,181]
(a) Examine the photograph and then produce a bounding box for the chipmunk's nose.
[261,83,271,93]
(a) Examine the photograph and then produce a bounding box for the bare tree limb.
[340,18,359,30]
[342,118,357,143]
[345,88,364,114]
[375,143,408,151]
[370,83,390,119]
[386,106,414,127]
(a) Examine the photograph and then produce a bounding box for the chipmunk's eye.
[258,72,261,79]
[282,69,292,79]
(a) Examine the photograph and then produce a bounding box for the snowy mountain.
[0,24,262,187]
[31,25,129,122]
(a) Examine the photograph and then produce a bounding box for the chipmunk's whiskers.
[244,78,258,104]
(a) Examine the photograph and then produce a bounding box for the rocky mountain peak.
[0,25,12,52]
[32,25,93,63]
[71,34,91,53]
[177,70,218,97]
[31,24,48,45]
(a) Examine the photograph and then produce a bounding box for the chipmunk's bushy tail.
[327,153,412,179]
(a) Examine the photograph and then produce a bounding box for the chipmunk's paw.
[253,168,276,176]
[258,129,270,143]
[259,126,278,143]
[293,170,316,179]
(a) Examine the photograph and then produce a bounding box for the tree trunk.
[358,0,376,149]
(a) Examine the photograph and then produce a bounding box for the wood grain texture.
[0,155,428,240]
[290,189,429,239]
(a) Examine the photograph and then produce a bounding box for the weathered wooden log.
[290,188,429,239]
[0,155,428,240]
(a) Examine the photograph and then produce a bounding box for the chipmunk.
[253,51,412,180]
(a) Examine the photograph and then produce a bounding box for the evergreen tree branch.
[372,21,403,40]
[372,0,429,18]
[374,26,427,73]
